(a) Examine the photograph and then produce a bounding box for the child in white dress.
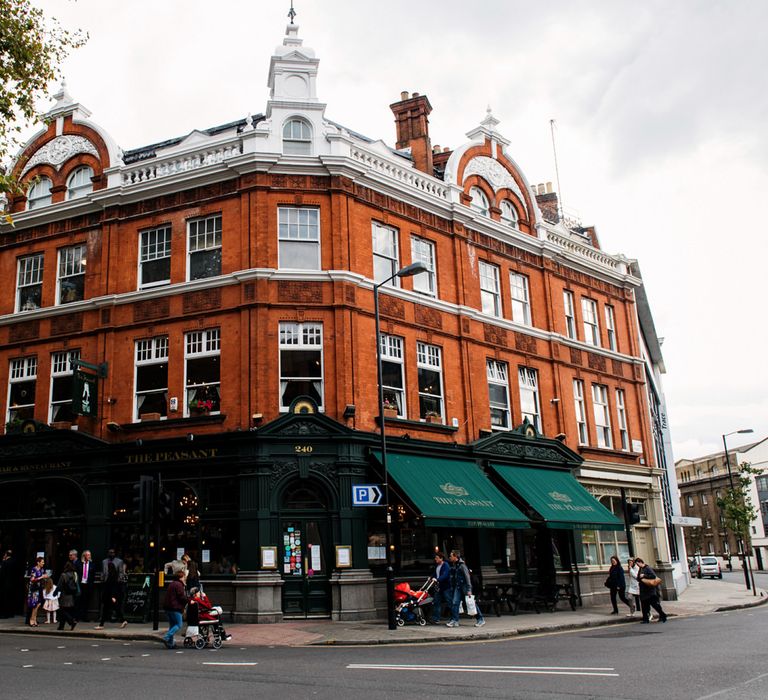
[42,578,59,624]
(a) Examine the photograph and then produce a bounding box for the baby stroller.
[183,588,232,649]
[394,578,436,627]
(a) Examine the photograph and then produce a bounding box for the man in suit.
[75,550,94,622]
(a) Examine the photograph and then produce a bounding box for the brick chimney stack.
[390,91,433,175]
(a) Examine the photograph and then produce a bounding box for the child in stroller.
[184,587,232,649]
[394,578,436,627]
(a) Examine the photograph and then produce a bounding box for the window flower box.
[425,412,442,424]
[140,412,161,422]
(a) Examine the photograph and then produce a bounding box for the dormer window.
[27,178,52,210]
[282,118,312,155]
[66,166,94,200]
[500,200,518,228]
[469,187,489,216]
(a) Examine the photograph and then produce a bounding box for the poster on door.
[283,525,302,575]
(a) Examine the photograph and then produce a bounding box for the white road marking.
[20,649,29,652]
[202,662,259,666]
[101,658,111,661]
[22,665,34,668]
[64,662,73,665]
[91,644,99,647]
[57,646,66,649]
[347,664,618,678]
[141,654,150,657]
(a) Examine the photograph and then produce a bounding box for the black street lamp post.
[722,428,754,591]
[374,261,428,630]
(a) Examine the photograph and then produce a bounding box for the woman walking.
[26,556,49,626]
[627,557,641,617]
[56,562,78,630]
[94,562,127,629]
[606,555,633,615]
[162,569,188,649]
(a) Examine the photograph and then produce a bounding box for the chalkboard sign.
[123,573,153,623]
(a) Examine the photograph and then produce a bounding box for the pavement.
[2,578,765,648]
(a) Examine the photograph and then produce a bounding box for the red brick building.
[0,22,678,621]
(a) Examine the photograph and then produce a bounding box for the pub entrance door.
[279,479,332,619]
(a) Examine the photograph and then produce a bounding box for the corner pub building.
[0,20,681,622]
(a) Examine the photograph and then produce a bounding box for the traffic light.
[132,475,154,522]
[626,503,641,525]
[157,485,174,522]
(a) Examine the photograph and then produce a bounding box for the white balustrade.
[350,147,448,199]
[122,142,243,186]
[545,230,620,271]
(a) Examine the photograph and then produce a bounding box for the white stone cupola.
[266,23,325,117]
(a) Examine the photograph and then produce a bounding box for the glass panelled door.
[281,519,331,618]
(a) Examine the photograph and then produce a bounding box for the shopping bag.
[465,593,477,616]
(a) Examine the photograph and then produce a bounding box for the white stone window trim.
[518,366,541,431]
[372,221,400,287]
[416,341,444,421]
[16,253,44,312]
[573,378,589,446]
[27,177,53,210]
[591,383,613,449]
[282,117,312,155]
[277,206,321,271]
[7,356,38,423]
[380,333,406,417]
[139,225,172,289]
[66,165,94,200]
[487,359,511,430]
[279,321,324,412]
[479,260,501,317]
[49,349,80,423]
[510,272,531,326]
[134,336,170,421]
[581,297,600,347]
[410,235,437,297]
[184,328,221,417]
[187,214,223,281]
[56,244,87,305]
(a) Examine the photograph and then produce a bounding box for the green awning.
[490,464,624,531]
[372,452,529,529]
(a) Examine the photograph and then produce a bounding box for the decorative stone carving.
[464,156,525,202]
[588,353,607,372]
[483,323,508,347]
[21,135,99,177]
[514,332,537,354]
[183,289,222,313]
[415,304,443,330]
[483,441,569,463]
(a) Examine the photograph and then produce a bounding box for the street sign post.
[352,484,383,506]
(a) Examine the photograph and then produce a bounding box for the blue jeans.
[450,587,484,624]
[431,588,452,622]
[164,610,183,644]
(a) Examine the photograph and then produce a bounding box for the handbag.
[465,593,477,616]
[641,576,662,587]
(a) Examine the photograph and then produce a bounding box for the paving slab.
[1,579,764,647]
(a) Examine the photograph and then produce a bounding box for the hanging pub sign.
[73,369,98,417]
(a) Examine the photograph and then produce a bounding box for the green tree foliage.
[717,462,759,551]
[0,0,86,220]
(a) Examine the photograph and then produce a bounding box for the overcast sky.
[28,0,767,460]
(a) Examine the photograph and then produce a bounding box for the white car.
[696,556,723,579]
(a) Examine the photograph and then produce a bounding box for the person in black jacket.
[94,562,127,629]
[606,555,633,615]
[635,557,667,624]
[429,552,451,624]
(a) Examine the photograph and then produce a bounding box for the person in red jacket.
[162,570,188,649]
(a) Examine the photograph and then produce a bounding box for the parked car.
[696,556,723,579]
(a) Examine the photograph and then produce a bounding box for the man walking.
[635,557,667,624]
[446,550,484,628]
[429,552,451,624]
[75,550,94,621]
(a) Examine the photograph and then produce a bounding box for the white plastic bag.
[465,593,477,616]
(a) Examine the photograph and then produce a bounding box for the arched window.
[500,200,518,227]
[66,166,93,200]
[282,118,312,155]
[27,177,52,210]
[469,186,489,216]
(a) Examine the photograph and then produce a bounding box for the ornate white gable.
[464,156,525,203]
[21,135,99,177]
